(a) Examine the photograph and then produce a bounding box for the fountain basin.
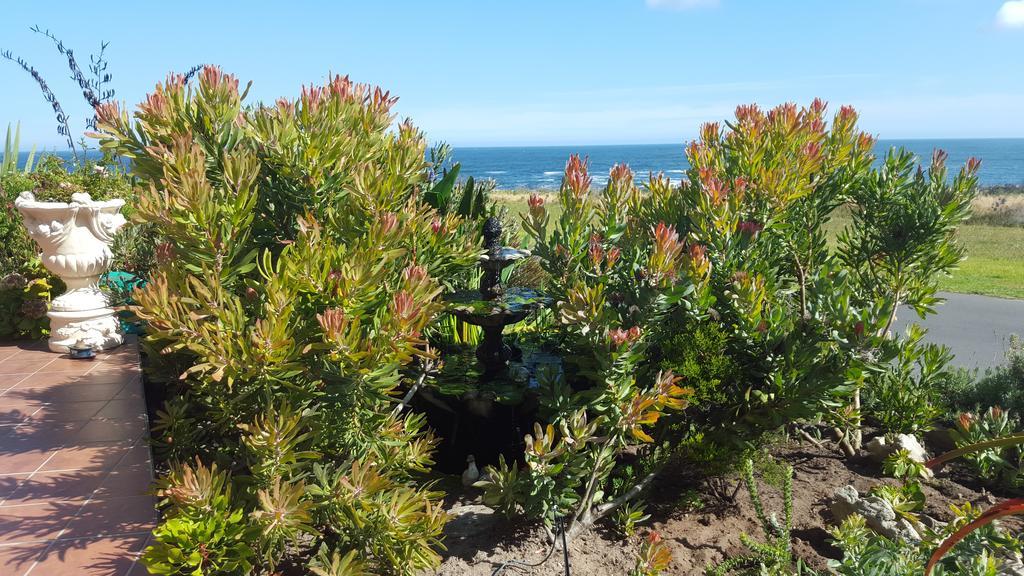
[446,287,550,327]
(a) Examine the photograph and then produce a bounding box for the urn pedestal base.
[47,307,123,353]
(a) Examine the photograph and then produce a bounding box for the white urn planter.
[15,191,127,353]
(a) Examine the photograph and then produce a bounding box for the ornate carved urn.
[15,191,127,353]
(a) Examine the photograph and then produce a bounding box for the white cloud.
[645,0,719,11]
[996,1,1024,28]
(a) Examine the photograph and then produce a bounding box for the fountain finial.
[482,217,502,251]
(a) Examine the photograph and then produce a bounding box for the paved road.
[893,292,1024,371]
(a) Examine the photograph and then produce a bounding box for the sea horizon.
[14,137,1024,190]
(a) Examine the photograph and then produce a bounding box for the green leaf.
[424,163,460,212]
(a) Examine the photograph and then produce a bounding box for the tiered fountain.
[419,217,553,472]
[447,217,549,376]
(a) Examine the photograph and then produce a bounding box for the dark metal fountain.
[415,217,552,473]
[446,217,550,376]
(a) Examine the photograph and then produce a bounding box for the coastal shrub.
[94,67,479,574]
[483,100,979,543]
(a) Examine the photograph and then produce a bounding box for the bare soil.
[432,439,1003,575]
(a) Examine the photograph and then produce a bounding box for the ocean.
[16,138,1024,190]
[451,139,1024,190]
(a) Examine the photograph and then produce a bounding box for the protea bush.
[94,67,479,575]
[486,99,978,544]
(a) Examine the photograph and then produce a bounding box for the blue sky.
[1,0,1022,148]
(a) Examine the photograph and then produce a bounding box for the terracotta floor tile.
[0,542,47,575]
[0,341,155,572]
[93,468,154,500]
[61,496,157,540]
[75,371,141,386]
[94,399,146,420]
[0,449,55,475]
[0,375,33,392]
[0,422,89,451]
[0,356,56,376]
[26,535,148,576]
[1,470,108,506]
[12,383,125,404]
[10,372,83,391]
[0,474,26,499]
[76,419,147,444]
[28,402,107,423]
[115,445,154,472]
[39,442,132,474]
[0,347,23,362]
[34,358,101,375]
[0,501,76,544]
[0,402,42,425]
[113,385,143,401]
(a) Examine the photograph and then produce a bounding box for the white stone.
[864,433,929,464]
[15,191,127,353]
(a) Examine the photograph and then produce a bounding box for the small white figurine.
[462,454,480,487]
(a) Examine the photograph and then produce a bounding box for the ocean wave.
[485,171,507,174]
[542,171,562,176]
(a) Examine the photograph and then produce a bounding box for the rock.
[864,433,929,464]
[830,485,921,542]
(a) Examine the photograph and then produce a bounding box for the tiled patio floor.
[0,338,155,575]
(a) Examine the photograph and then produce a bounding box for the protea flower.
[527,193,546,219]
[379,212,399,235]
[563,154,592,199]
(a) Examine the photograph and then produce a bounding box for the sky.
[1,0,1022,148]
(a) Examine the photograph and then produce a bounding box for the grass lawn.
[494,191,1024,300]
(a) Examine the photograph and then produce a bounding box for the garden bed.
[435,438,1014,575]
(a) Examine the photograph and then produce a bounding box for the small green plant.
[0,268,52,339]
[950,406,1022,485]
[708,458,796,575]
[143,460,257,575]
[676,488,705,512]
[614,501,651,537]
[870,482,925,526]
[829,501,1023,576]
[883,449,930,481]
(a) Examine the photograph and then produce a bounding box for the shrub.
[94,67,480,573]
[862,324,954,435]
[481,100,978,544]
